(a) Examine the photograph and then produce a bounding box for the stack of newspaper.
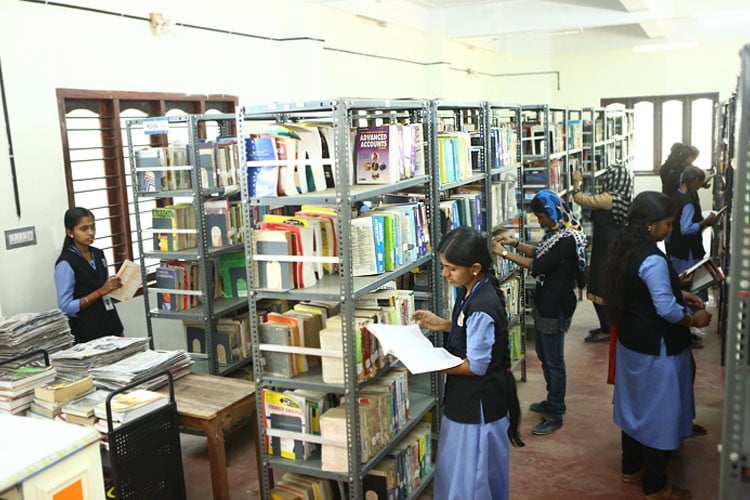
[50,336,150,379]
[89,349,194,390]
[0,309,74,364]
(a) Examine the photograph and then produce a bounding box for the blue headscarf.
[532,190,588,272]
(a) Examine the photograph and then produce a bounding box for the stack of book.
[0,309,74,363]
[0,365,57,415]
[89,349,193,391]
[27,374,94,420]
[269,472,336,499]
[93,389,168,425]
[61,389,111,427]
[49,336,150,379]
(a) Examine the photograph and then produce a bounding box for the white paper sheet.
[365,323,462,374]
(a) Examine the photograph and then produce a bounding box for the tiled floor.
[180,297,723,499]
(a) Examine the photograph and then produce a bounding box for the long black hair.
[57,207,94,260]
[438,226,525,447]
[603,192,675,325]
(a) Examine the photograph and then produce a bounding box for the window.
[601,93,718,173]
[57,90,237,274]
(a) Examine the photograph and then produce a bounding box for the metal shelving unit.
[719,43,750,500]
[487,102,527,381]
[126,113,251,376]
[238,98,439,499]
[713,96,737,357]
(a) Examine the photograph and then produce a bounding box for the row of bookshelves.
[125,97,632,499]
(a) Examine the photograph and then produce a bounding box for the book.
[0,365,56,392]
[246,135,279,197]
[263,214,324,281]
[34,375,94,403]
[355,125,404,185]
[258,322,296,378]
[320,406,350,472]
[204,199,234,248]
[260,221,317,288]
[365,323,462,374]
[351,216,383,276]
[262,388,309,461]
[155,265,181,311]
[252,229,295,291]
[93,389,168,423]
[135,147,169,192]
[218,252,248,298]
[678,256,726,293]
[266,313,309,375]
[29,399,65,419]
[106,259,141,302]
[62,389,111,418]
[295,209,338,274]
[284,124,328,192]
[364,457,399,500]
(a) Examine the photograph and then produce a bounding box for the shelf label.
[143,117,169,135]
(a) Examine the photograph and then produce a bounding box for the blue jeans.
[534,310,570,418]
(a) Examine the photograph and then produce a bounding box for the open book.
[678,256,725,293]
[364,323,462,374]
[106,259,141,302]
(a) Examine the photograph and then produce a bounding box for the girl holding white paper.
[54,207,123,343]
[412,226,524,500]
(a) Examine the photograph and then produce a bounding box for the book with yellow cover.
[34,375,94,403]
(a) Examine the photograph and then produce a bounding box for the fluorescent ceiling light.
[633,42,698,53]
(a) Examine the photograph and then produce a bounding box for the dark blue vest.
[56,246,123,343]
[443,279,510,423]
[618,244,690,356]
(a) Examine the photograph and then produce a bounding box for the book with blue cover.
[246,135,278,197]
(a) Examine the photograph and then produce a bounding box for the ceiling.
[306,0,750,56]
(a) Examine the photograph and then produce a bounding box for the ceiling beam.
[615,0,649,12]
[637,20,666,38]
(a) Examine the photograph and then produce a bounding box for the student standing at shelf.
[412,226,524,500]
[659,143,699,197]
[571,163,633,343]
[54,207,123,344]
[493,190,587,436]
[603,191,710,500]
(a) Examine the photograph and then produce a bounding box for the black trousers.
[622,431,669,494]
[593,302,610,333]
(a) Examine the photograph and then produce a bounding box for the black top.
[443,279,509,424]
[618,243,691,356]
[56,246,123,343]
[531,235,578,318]
[668,190,705,260]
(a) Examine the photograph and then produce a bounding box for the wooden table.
[157,373,258,500]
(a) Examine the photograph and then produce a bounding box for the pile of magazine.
[89,349,194,390]
[50,336,150,378]
[0,309,74,364]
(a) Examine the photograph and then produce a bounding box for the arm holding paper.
[411,310,475,374]
[412,309,451,333]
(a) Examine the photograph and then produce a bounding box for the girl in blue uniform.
[412,226,524,500]
[604,192,711,500]
[54,207,124,343]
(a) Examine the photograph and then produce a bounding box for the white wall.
[0,0,743,331]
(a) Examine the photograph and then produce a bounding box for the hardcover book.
[34,375,94,403]
[355,125,404,185]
